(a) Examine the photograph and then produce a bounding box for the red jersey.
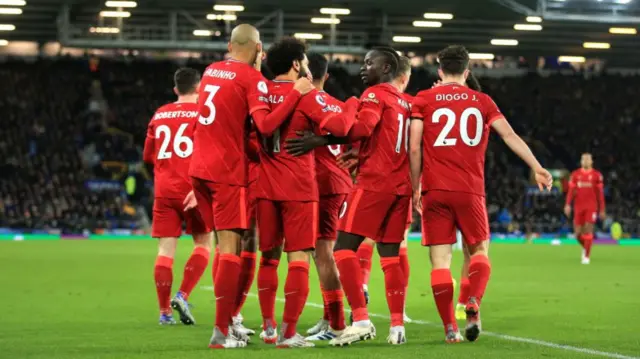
[411,83,504,196]
[247,129,260,185]
[143,102,198,199]
[350,83,412,196]
[313,92,353,196]
[189,59,270,186]
[257,81,354,201]
[566,168,605,210]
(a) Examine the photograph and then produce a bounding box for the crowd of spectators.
[0,56,638,235]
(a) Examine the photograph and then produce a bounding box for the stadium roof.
[4,0,640,63]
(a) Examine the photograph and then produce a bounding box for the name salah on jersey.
[262,92,342,113]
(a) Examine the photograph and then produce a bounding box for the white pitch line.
[201,286,638,359]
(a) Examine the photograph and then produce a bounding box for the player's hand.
[337,148,359,170]
[599,210,606,221]
[284,131,326,156]
[534,167,553,192]
[183,190,198,211]
[432,80,443,88]
[413,190,422,215]
[293,77,314,95]
[564,205,571,217]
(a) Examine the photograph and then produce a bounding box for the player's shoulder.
[361,83,400,105]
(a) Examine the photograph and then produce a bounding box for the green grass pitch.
[0,240,639,359]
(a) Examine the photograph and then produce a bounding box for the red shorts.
[191,177,249,231]
[151,197,207,238]
[574,207,597,227]
[338,189,410,244]
[257,199,318,253]
[247,181,258,227]
[421,191,489,247]
[406,199,413,229]
[318,194,347,241]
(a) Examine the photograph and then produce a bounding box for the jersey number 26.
[155,123,193,159]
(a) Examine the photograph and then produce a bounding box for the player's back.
[413,83,502,196]
[356,83,411,196]
[570,168,603,207]
[257,80,318,201]
[190,59,269,186]
[147,102,198,198]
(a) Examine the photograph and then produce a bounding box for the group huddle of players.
[143,23,557,349]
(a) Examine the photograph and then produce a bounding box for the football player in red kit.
[143,68,212,326]
[409,45,553,343]
[564,153,606,264]
[255,38,355,348]
[189,24,314,349]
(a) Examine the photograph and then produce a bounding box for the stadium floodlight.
[491,39,518,46]
[311,17,340,24]
[0,24,15,31]
[294,33,323,40]
[514,24,542,31]
[206,13,237,21]
[423,13,453,20]
[526,16,542,23]
[583,42,610,49]
[615,0,632,4]
[213,4,245,12]
[89,26,120,34]
[0,0,26,5]
[469,53,495,60]
[413,21,442,28]
[320,8,350,15]
[193,29,213,36]
[609,27,637,35]
[393,36,421,43]
[105,1,137,7]
[0,8,22,14]
[100,11,131,18]
[558,56,585,63]
[0,39,7,46]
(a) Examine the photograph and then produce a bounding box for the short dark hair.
[307,52,328,81]
[438,45,470,75]
[266,37,307,76]
[372,46,400,76]
[397,56,411,76]
[174,67,200,95]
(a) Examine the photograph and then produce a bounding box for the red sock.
[214,253,241,336]
[322,289,346,330]
[212,248,220,279]
[583,233,594,258]
[468,255,492,305]
[233,251,257,316]
[178,246,210,300]
[257,257,279,329]
[431,268,457,332]
[399,247,410,291]
[577,235,586,249]
[154,255,174,314]
[380,256,406,327]
[282,261,310,339]
[334,250,368,322]
[320,285,330,321]
[457,277,470,305]
[356,242,374,286]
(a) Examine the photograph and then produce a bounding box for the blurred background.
[1,0,639,241]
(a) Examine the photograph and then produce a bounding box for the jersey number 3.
[432,107,483,147]
[198,84,221,125]
[156,123,193,159]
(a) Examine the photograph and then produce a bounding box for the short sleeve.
[410,92,429,120]
[245,71,270,115]
[481,93,505,125]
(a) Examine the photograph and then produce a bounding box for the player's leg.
[422,191,463,343]
[400,229,411,323]
[455,240,471,320]
[256,199,283,344]
[579,210,596,264]
[356,237,375,297]
[151,198,183,325]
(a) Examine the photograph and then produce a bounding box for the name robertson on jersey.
[153,111,199,120]
[204,68,237,80]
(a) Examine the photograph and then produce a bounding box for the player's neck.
[313,81,325,91]
[274,73,297,82]
[440,75,465,86]
[228,51,253,65]
[391,80,404,92]
[176,94,198,104]
[582,167,593,172]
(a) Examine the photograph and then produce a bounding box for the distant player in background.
[410,45,553,343]
[564,153,606,265]
[143,68,212,326]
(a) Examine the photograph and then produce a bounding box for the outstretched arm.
[409,119,424,213]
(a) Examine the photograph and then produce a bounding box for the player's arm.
[345,92,383,141]
[142,122,155,164]
[251,78,313,136]
[409,118,424,213]
[597,172,606,218]
[564,172,576,216]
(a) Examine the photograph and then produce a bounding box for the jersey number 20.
[156,123,193,159]
[432,107,483,147]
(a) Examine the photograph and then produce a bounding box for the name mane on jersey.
[398,98,410,110]
[204,68,237,80]
[153,111,198,120]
